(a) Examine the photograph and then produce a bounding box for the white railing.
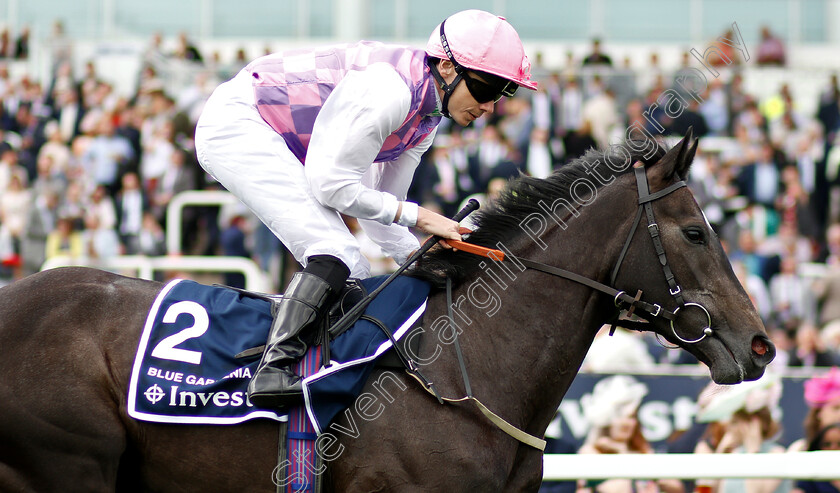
[165,189,240,256]
[542,451,840,480]
[40,254,271,292]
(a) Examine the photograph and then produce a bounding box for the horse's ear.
[675,128,699,179]
[653,128,695,184]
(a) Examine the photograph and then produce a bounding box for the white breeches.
[194,70,370,278]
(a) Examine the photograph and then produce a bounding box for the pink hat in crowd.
[804,367,840,408]
[425,9,538,91]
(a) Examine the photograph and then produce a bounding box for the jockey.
[194,9,537,409]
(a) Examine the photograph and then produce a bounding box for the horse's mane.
[409,141,668,288]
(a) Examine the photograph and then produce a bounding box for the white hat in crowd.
[696,373,783,423]
[580,374,649,429]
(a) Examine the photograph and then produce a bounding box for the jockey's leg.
[247,255,349,408]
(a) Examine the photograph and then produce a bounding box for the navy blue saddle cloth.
[127,275,430,432]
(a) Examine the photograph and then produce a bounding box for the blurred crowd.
[542,369,840,493]
[0,24,839,373]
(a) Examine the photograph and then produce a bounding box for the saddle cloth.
[127,275,429,431]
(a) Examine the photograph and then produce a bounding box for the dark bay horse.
[0,133,774,492]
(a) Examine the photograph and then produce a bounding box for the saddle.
[229,279,422,372]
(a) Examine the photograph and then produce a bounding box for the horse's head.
[411,130,774,385]
[612,130,775,383]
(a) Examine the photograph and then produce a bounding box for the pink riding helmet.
[425,9,538,92]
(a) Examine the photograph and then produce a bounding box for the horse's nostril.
[752,337,768,356]
[751,335,776,363]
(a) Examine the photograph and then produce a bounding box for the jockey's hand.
[416,206,462,248]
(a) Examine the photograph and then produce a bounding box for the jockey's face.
[435,60,496,127]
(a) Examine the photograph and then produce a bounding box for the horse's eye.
[683,227,706,245]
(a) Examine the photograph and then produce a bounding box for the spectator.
[577,375,683,493]
[774,167,821,243]
[136,212,166,257]
[56,179,88,230]
[82,114,135,197]
[473,124,516,191]
[151,147,196,224]
[37,120,71,177]
[53,86,85,145]
[732,259,773,326]
[219,210,251,288]
[21,185,59,275]
[526,127,554,178]
[562,119,598,164]
[174,31,203,63]
[140,32,168,76]
[498,96,533,165]
[45,216,84,260]
[86,184,117,232]
[13,25,30,60]
[788,324,838,368]
[0,28,10,59]
[694,375,791,493]
[636,52,664,97]
[789,367,840,453]
[668,98,709,138]
[699,78,730,136]
[581,38,612,67]
[811,225,840,327]
[0,170,31,276]
[729,229,780,285]
[756,26,786,67]
[817,75,840,144]
[581,82,619,149]
[708,28,740,67]
[768,255,817,330]
[140,119,177,192]
[115,171,149,254]
[793,422,840,493]
[736,141,782,210]
[558,76,584,135]
[47,20,73,75]
[0,143,26,193]
[424,144,464,216]
[83,213,120,260]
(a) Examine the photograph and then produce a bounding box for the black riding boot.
[247,271,335,408]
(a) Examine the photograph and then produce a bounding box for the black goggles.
[462,73,518,103]
[439,19,518,104]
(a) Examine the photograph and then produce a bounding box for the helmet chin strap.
[428,60,462,119]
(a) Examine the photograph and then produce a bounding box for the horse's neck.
[424,187,633,436]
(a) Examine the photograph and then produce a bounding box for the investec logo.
[143,366,255,408]
[144,383,254,408]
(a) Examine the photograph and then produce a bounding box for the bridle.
[453,163,714,346]
[608,163,714,344]
[387,163,716,452]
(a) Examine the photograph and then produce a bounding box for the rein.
[408,277,547,451]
